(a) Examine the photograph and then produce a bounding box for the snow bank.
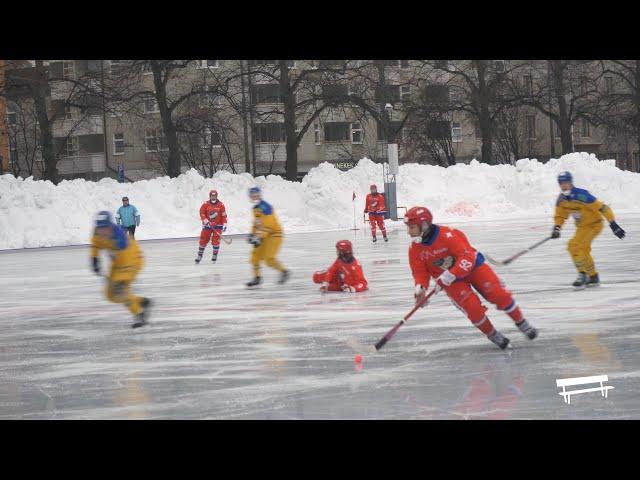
[1,152,639,249]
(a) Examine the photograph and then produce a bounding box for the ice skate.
[195,255,202,264]
[246,276,262,288]
[132,298,151,328]
[278,269,291,285]
[516,319,538,340]
[383,235,388,242]
[211,254,217,263]
[586,273,600,287]
[573,272,587,290]
[372,236,377,243]
[488,330,511,350]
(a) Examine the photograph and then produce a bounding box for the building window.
[324,122,350,142]
[581,118,590,137]
[608,125,617,138]
[250,60,278,67]
[144,96,159,114]
[523,74,533,95]
[255,123,286,143]
[251,84,283,105]
[111,101,123,117]
[202,128,222,148]
[64,136,79,157]
[286,60,296,69]
[109,60,123,76]
[113,133,125,155]
[142,63,153,75]
[199,60,219,69]
[400,60,410,69]
[451,122,462,142]
[604,76,613,94]
[145,129,167,152]
[351,122,363,144]
[65,104,73,120]
[6,108,17,126]
[314,122,321,145]
[63,61,75,78]
[434,60,448,69]
[383,60,400,67]
[494,60,505,72]
[554,121,561,138]
[526,115,536,139]
[200,86,222,108]
[400,85,411,102]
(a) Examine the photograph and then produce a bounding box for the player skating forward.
[246,187,290,287]
[404,206,537,350]
[196,190,228,264]
[312,240,368,292]
[551,171,626,289]
[90,211,151,328]
[364,184,388,243]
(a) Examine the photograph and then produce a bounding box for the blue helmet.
[248,186,261,195]
[557,171,573,184]
[95,210,113,228]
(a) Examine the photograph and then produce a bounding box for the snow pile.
[1,152,639,249]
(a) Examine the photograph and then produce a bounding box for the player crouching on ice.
[246,187,290,287]
[404,206,537,350]
[551,171,626,289]
[312,240,368,293]
[90,211,151,328]
[364,184,388,243]
[196,189,228,263]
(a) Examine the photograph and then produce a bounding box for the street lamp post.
[383,103,399,221]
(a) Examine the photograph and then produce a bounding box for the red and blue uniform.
[199,200,227,254]
[408,224,524,336]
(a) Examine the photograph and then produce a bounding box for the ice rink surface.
[1,214,639,419]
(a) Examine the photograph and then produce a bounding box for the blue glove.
[610,221,625,239]
[551,225,561,239]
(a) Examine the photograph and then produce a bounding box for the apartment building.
[4,60,639,181]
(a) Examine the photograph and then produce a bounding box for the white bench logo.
[556,375,614,405]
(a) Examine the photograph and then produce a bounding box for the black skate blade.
[132,320,147,329]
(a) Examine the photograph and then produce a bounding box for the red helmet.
[336,240,353,255]
[404,206,433,230]
[209,190,218,198]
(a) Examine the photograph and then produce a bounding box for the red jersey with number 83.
[408,224,485,288]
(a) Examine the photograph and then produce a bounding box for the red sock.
[505,303,524,323]
[471,315,496,335]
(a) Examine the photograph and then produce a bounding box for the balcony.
[53,115,104,138]
[57,153,106,175]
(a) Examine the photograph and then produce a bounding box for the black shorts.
[125,225,136,238]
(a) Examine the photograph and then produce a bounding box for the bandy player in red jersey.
[404,206,538,350]
[364,184,388,243]
[195,190,227,263]
[312,240,368,292]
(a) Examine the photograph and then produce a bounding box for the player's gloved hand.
[92,257,100,275]
[610,221,625,239]
[320,281,329,292]
[414,284,429,307]
[436,270,456,291]
[342,285,356,293]
[202,219,211,229]
[248,234,262,247]
[222,225,227,232]
[551,225,561,239]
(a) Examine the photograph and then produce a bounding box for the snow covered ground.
[1,214,639,419]
[2,152,640,250]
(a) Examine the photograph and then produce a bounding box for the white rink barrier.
[556,375,614,405]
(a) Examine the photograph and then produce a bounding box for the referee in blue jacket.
[115,197,141,238]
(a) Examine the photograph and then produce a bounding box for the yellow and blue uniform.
[554,187,616,276]
[91,224,144,314]
[250,200,286,277]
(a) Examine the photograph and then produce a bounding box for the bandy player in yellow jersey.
[551,171,626,289]
[246,187,290,287]
[91,211,151,328]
